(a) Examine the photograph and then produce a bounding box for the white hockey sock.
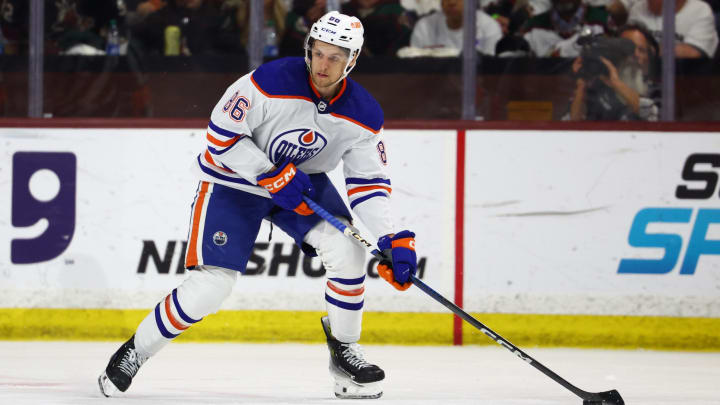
[325,277,364,343]
[305,219,367,344]
[134,266,237,357]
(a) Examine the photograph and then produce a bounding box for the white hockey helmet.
[304,11,364,82]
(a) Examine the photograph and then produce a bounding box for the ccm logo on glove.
[259,165,296,192]
[257,160,314,216]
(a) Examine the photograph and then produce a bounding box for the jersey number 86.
[223,91,251,122]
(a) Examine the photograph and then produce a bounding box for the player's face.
[310,40,351,95]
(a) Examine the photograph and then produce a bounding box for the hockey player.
[98,10,418,400]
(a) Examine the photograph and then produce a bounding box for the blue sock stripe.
[349,192,388,209]
[171,288,202,324]
[345,177,391,186]
[329,276,365,286]
[325,294,364,311]
[154,303,179,339]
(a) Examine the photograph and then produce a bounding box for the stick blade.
[582,389,624,405]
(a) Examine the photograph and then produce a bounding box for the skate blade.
[330,367,382,399]
[98,372,119,397]
[334,380,383,399]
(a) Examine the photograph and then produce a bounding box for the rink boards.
[1,127,719,349]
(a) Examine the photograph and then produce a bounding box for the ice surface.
[0,342,718,404]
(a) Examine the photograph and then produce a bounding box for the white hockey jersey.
[194,57,393,238]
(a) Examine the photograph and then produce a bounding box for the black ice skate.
[321,316,384,399]
[98,335,149,397]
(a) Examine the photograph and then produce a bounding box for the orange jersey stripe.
[347,185,392,196]
[164,295,189,331]
[326,281,365,297]
[203,150,235,173]
[251,74,314,103]
[206,132,241,148]
[185,181,210,268]
[307,74,347,105]
[330,112,382,134]
[329,79,347,105]
[308,73,322,99]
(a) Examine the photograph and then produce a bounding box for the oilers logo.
[213,231,228,246]
[268,128,328,165]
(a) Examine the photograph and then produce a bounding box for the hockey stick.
[303,195,624,405]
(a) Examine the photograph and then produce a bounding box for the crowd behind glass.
[1,0,718,121]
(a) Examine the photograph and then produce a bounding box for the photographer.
[566,32,658,121]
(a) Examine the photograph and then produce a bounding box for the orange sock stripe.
[185,181,210,268]
[347,185,392,196]
[326,281,365,296]
[164,295,189,331]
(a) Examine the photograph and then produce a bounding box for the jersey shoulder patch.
[332,79,384,134]
[251,57,313,100]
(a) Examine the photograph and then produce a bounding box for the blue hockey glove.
[377,230,416,291]
[257,159,315,215]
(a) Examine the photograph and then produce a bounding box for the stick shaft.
[303,195,618,403]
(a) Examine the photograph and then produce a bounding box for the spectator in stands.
[0,0,28,55]
[280,0,326,55]
[627,0,718,58]
[565,23,659,120]
[226,0,287,51]
[407,0,503,56]
[131,0,244,56]
[521,0,609,57]
[400,0,441,17]
[136,0,168,17]
[46,0,124,55]
[483,0,532,36]
[342,0,413,56]
[605,0,641,27]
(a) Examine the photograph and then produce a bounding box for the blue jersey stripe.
[349,192,387,209]
[325,294,364,311]
[208,145,237,156]
[346,177,391,186]
[329,275,366,285]
[172,288,202,324]
[154,303,179,339]
[197,155,257,186]
[207,136,246,156]
[208,120,241,138]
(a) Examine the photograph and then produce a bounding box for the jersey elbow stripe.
[347,185,392,196]
[207,132,244,148]
[208,120,241,138]
[197,154,256,186]
[208,144,235,156]
[203,150,234,173]
[325,294,364,311]
[349,191,388,209]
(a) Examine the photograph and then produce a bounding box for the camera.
[576,34,636,80]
